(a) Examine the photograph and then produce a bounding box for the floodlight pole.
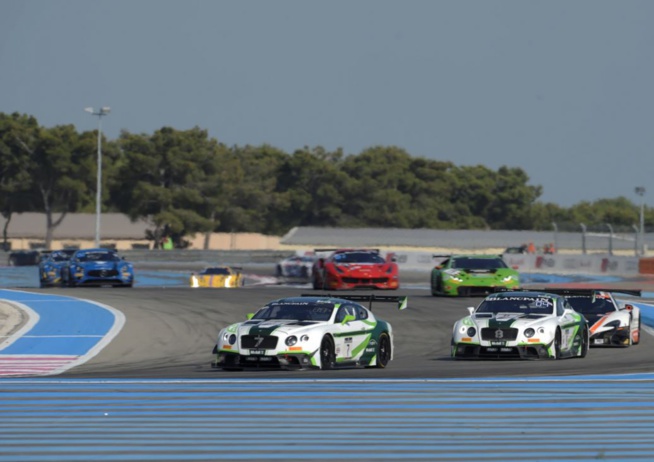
[85,106,111,248]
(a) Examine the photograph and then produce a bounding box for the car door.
[558,300,583,353]
[332,304,372,363]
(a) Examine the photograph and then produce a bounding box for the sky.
[1,0,653,207]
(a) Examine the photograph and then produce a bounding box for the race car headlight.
[604,320,621,329]
[524,328,536,338]
[334,265,345,273]
[300,335,309,342]
[222,333,237,345]
[502,276,514,282]
[285,336,298,346]
[466,327,476,337]
[448,275,464,283]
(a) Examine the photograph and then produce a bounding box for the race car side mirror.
[341,314,355,325]
[246,313,254,320]
[623,304,633,311]
[467,307,474,315]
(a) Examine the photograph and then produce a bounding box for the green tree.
[112,127,220,246]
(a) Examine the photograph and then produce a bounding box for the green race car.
[430,254,520,297]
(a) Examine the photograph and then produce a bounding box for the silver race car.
[539,288,641,347]
[212,294,407,370]
[451,290,589,359]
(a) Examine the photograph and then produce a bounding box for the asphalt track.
[50,284,654,380]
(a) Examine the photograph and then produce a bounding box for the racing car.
[212,293,407,370]
[538,288,641,347]
[190,266,243,288]
[275,254,316,280]
[311,248,399,290]
[451,290,589,359]
[38,249,76,287]
[431,254,520,296]
[62,248,134,287]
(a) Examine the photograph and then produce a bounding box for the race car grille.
[240,335,278,349]
[87,269,119,277]
[342,277,388,284]
[480,328,519,341]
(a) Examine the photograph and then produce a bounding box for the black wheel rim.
[378,335,390,366]
[321,339,333,369]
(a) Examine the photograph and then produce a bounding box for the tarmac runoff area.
[0,301,27,343]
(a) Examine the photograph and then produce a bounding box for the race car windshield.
[203,267,230,275]
[565,296,617,315]
[76,252,120,262]
[252,303,335,322]
[476,297,555,315]
[333,252,384,264]
[452,258,507,269]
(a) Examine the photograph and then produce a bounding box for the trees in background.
[0,111,651,246]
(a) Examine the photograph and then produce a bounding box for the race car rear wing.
[528,288,642,297]
[301,293,407,311]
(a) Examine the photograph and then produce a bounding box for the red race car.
[311,248,399,290]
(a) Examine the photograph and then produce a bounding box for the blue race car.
[38,249,76,287]
[62,248,134,287]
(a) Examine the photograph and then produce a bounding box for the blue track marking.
[0,290,123,376]
[1,379,654,461]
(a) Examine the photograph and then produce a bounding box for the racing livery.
[190,266,243,288]
[38,249,76,287]
[540,288,641,347]
[431,254,520,296]
[451,290,589,359]
[212,294,407,370]
[312,249,399,290]
[275,254,316,280]
[62,248,134,287]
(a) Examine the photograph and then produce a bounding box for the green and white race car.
[212,294,407,370]
[451,290,590,359]
[431,254,520,296]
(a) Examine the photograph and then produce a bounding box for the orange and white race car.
[541,288,641,347]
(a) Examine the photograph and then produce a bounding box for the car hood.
[470,312,552,328]
[331,263,390,275]
[237,319,327,336]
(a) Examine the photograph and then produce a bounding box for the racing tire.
[301,267,309,279]
[312,274,322,290]
[431,276,442,297]
[375,333,391,368]
[578,328,589,358]
[275,265,282,278]
[553,329,562,359]
[320,336,335,370]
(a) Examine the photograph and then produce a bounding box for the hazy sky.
[1,1,653,207]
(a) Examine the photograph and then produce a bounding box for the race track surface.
[50,286,654,379]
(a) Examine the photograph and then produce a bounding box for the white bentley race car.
[541,288,641,347]
[451,290,589,359]
[212,294,407,370]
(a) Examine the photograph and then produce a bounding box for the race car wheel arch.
[320,335,335,370]
[375,332,391,368]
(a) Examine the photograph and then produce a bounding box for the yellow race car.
[190,266,243,288]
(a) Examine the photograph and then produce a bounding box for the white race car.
[212,294,407,370]
[275,255,316,280]
[541,288,641,347]
[451,290,589,359]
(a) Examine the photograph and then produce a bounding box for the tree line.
[0,112,650,248]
